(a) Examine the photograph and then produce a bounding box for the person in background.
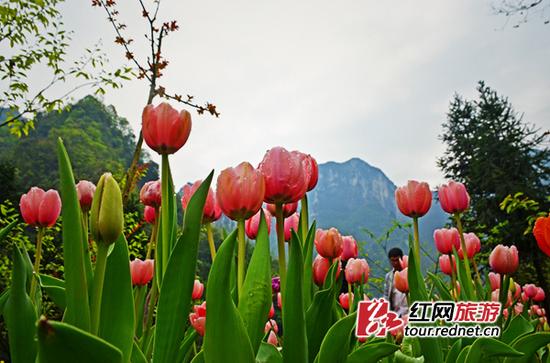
[384,247,408,316]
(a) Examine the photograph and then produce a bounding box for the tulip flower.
[245,208,271,240]
[90,173,124,246]
[530,305,541,316]
[76,180,96,213]
[271,276,280,294]
[290,151,319,192]
[130,259,154,286]
[433,228,461,255]
[521,292,529,303]
[264,319,278,334]
[491,289,512,307]
[395,180,432,218]
[489,245,519,274]
[269,304,275,319]
[142,102,192,155]
[523,284,538,300]
[283,213,300,242]
[394,268,409,293]
[181,180,222,224]
[140,180,161,208]
[399,255,408,269]
[533,215,550,257]
[438,181,470,214]
[315,228,344,259]
[312,255,341,287]
[488,272,501,291]
[341,235,358,261]
[510,280,521,300]
[458,233,481,259]
[345,258,369,284]
[277,292,282,309]
[192,279,204,300]
[189,302,206,336]
[339,292,352,310]
[534,287,546,302]
[20,187,62,228]
[266,202,298,218]
[514,303,524,316]
[439,255,457,276]
[267,331,278,346]
[144,206,156,224]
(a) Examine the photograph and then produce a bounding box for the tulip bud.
[489,244,519,274]
[339,292,352,310]
[277,292,282,309]
[144,205,156,224]
[341,235,358,261]
[192,279,204,300]
[534,287,546,302]
[283,213,300,242]
[395,180,432,218]
[433,228,460,255]
[399,255,409,269]
[19,187,62,228]
[142,103,192,155]
[533,216,550,257]
[189,302,206,336]
[438,181,470,214]
[265,319,278,334]
[130,259,154,286]
[76,180,96,213]
[267,330,278,346]
[394,268,409,293]
[458,232,481,259]
[181,180,222,224]
[345,258,369,284]
[312,255,341,287]
[266,202,298,218]
[140,180,161,208]
[90,173,124,245]
[269,303,275,319]
[315,228,344,259]
[488,272,501,291]
[439,255,457,276]
[245,208,271,240]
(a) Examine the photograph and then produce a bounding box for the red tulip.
[395,180,432,218]
[312,255,341,286]
[216,162,265,221]
[142,103,192,155]
[267,330,278,346]
[314,228,344,259]
[245,208,271,240]
[492,289,512,307]
[292,151,319,192]
[76,180,96,212]
[269,303,275,319]
[345,258,369,284]
[523,284,538,299]
[489,245,519,274]
[189,302,206,336]
[20,187,61,228]
[130,258,154,286]
[433,228,460,255]
[534,287,546,302]
[140,180,161,208]
[284,213,300,242]
[394,268,409,293]
[277,292,282,309]
[438,181,470,214]
[144,206,156,224]
[533,216,550,257]
[192,279,204,300]
[439,255,457,276]
[341,235,358,261]
[458,232,481,259]
[266,202,298,218]
[521,291,529,303]
[265,319,278,334]
[488,272,501,291]
[181,180,222,224]
[511,282,521,300]
[339,292,352,310]
[258,147,308,204]
[400,255,409,269]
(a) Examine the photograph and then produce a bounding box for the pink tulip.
[339,292,352,310]
[534,287,546,302]
[189,302,206,336]
[439,255,457,276]
[438,181,470,214]
[530,305,541,316]
[491,289,512,307]
[394,268,409,293]
[489,245,519,274]
[341,235,358,261]
[265,319,278,334]
[312,255,341,286]
[314,228,344,259]
[521,292,529,303]
[142,103,192,155]
[266,202,298,218]
[533,216,550,257]
[284,213,300,242]
[511,282,521,300]
[523,284,538,300]
[245,208,271,240]
[76,180,96,212]
[458,232,481,259]
[216,162,265,221]
[277,292,282,309]
[140,180,161,208]
[258,147,308,204]
[488,272,501,291]
[20,187,61,228]
[395,180,432,218]
[345,258,369,284]
[192,279,204,300]
[130,259,154,286]
[514,303,524,316]
[269,303,275,319]
[267,330,278,346]
[291,151,319,192]
[399,255,409,269]
[181,180,222,224]
[433,228,460,255]
[144,206,156,224]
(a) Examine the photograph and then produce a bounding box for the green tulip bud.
[90,173,123,245]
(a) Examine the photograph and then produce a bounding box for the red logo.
[356,298,405,337]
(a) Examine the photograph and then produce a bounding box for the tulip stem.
[300,195,309,245]
[348,282,354,314]
[91,243,109,335]
[275,203,287,299]
[449,252,457,301]
[142,277,158,355]
[471,257,483,290]
[412,217,422,271]
[454,213,476,296]
[146,216,159,260]
[237,219,246,299]
[206,223,216,261]
[160,154,171,279]
[30,227,45,303]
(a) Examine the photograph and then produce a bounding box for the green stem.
[275,203,286,299]
[348,282,354,314]
[449,253,457,301]
[412,217,422,271]
[237,219,246,299]
[146,215,159,260]
[300,195,309,245]
[471,257,483,289]
[141,277,158,354]
[161,154,171,278]
[30,227,45,303]
[454,213,476,295]
[134,285,147,338]
[91,243,109,335]
[206,222,216,261]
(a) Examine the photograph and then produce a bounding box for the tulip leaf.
[191,351,205,363]
[452,249,476,301]
[39,274,66,309]
[427,272,453,301]
[238,210,272,355]
[504,332,550,363]
[316,312,356,363]
[4,243,37,363]
[131,340,148,363]
[57,138,91,331]
[175,329,198,363]
[283,230,308,363]
[464,337,524,361]
[153,171,213,363]
[37,318,122,363]
[445,339,463,363]
[99,234,134,363]
[346,342,400,363]
[0,219,18,243]
[203,229,255,363]
[302,221,316,310]
[0,287,9,314]
[456,346,470,363]
[501,314,534,345]
[256,342,283,363]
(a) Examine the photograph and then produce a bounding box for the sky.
[55,0,550,189]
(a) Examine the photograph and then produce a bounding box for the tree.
[438,81,550,307]
[493,0,549,27]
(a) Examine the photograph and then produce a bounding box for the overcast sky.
[57,0,549,189]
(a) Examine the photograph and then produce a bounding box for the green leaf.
[456,346,470,363]
[37,318,122,363]
[504,332,550,363]
[0,219,18,242]
[256,342,283,363]
[302,221,316,310]
[39,274,66,309]
[238,210,272,355]
[153,171,213,363]
[175,329,198,363]
[346,342,400,363]
[4,243,37,363]
[501,314,534,345]
[57,138,90,331]
[191,351,205,363]
[464,337,524,361]
[0,287,9,314]
[427,272,453,301]
[452,249,476,301]
[445,339,462,363]
[99,235,134,363]
[131,340,148,363]
[316,312,356,363]
[203,229,255,363]
[283,230,308,363]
